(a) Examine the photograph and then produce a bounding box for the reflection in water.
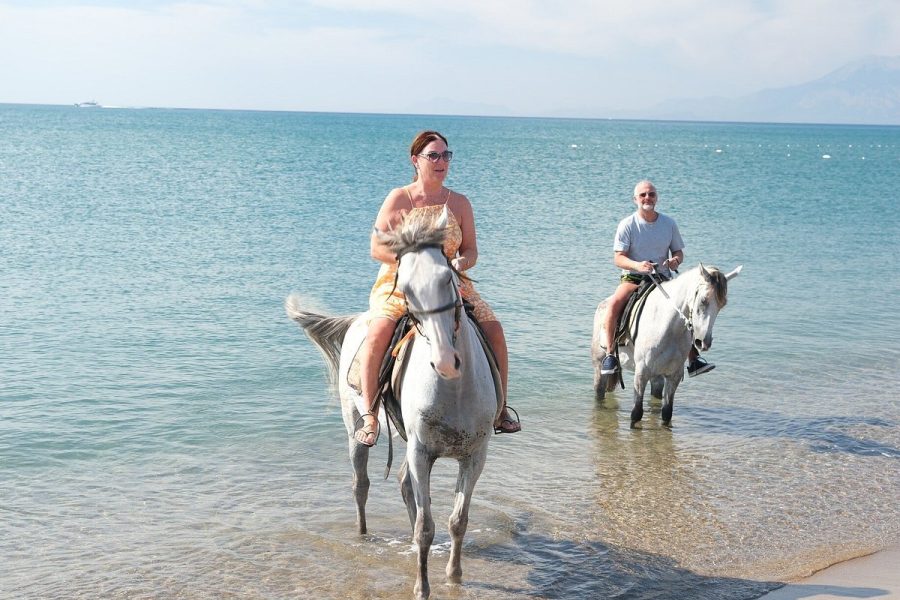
[589,400,730,573]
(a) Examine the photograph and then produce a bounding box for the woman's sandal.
[494,406,521,434]
[353,412,380,447]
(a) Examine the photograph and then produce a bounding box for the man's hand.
[636,260,656,274]
[663,257,680,270]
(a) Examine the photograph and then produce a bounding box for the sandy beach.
[756,546,900,600]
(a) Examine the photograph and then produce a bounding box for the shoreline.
[755,546,900,599]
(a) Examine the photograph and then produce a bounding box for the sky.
[2,0,899,117]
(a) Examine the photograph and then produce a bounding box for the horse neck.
[457,314,480,356]
[662,270,697,308]
[646,271,697,332]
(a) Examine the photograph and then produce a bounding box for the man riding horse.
[600,180,715,378]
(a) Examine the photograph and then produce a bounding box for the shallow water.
[1,105,899,598]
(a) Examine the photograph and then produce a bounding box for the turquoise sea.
[2,104,899,599]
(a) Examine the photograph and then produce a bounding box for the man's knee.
[609,285,637,312]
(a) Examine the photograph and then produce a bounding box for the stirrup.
[353,412,380,447]
[494,406,521,434]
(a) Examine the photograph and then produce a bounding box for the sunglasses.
[638,191,657,198]
[418,150,453,163]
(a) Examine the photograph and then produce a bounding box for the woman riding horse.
[355,130,520,447]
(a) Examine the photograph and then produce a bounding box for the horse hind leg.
[446,450,487,584]
[348,438,370,534]
[593,362,618,401]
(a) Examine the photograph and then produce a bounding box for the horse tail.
[285,293,357,384]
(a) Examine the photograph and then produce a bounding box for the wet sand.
[756,546,900,600]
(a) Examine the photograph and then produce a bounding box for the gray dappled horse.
[592,264,742,428]
[286,206,498,600]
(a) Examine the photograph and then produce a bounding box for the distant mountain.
[644,55,900,125]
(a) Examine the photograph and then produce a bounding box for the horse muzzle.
[430,352,461,379]
[694,336,713,352]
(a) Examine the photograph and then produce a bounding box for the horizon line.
[2,101,898,129]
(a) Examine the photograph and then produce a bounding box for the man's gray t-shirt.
[613,212,685,276]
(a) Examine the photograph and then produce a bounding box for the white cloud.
[1,0,898,114]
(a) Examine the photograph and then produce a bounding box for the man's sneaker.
[600,354,619,375]
[687,356,716,378]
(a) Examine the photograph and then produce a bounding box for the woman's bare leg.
[356,317,395,445]
[481,321,519,433]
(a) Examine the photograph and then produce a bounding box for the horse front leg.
[408,447,436,600]
[398,457,417,530]
[348,437,370,534]
[631,370,650,428]
[661,373,683,426]
[447,448,487,584]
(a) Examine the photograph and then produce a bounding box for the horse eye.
[700,298,709,307]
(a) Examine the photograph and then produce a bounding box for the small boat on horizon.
[75,100,102,108]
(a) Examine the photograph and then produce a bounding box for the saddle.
[614,278,656,346]
[347,306,503,444]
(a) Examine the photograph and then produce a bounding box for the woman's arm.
[451,192,478,270]
[370,188,408,264]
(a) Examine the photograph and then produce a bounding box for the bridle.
[394,243,463,344]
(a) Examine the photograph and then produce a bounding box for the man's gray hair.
[633,180,656,197]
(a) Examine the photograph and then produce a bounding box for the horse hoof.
[660,404,672,425]
[415,583,430,600]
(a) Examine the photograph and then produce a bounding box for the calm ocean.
[2,104,898,599]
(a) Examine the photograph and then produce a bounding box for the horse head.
[376,205,462,379]
[690,263,740,352]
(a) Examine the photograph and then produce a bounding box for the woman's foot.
[494,406,521,434]
[354,413,379,447]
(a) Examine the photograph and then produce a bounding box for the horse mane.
[377,209,447,255]
[704,266,728,308]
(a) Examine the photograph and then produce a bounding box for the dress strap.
[403,185,415,210]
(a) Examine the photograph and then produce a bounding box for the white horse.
[286,207,499,600]
[591,264,742,427]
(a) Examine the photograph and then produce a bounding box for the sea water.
[1,104,898,599]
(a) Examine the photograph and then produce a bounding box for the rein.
[407,279,462,345]
[647,266,694,332]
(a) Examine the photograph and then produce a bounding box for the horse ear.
[699,262,711,280]
[725,265,743,281]
[437,205,449,229]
